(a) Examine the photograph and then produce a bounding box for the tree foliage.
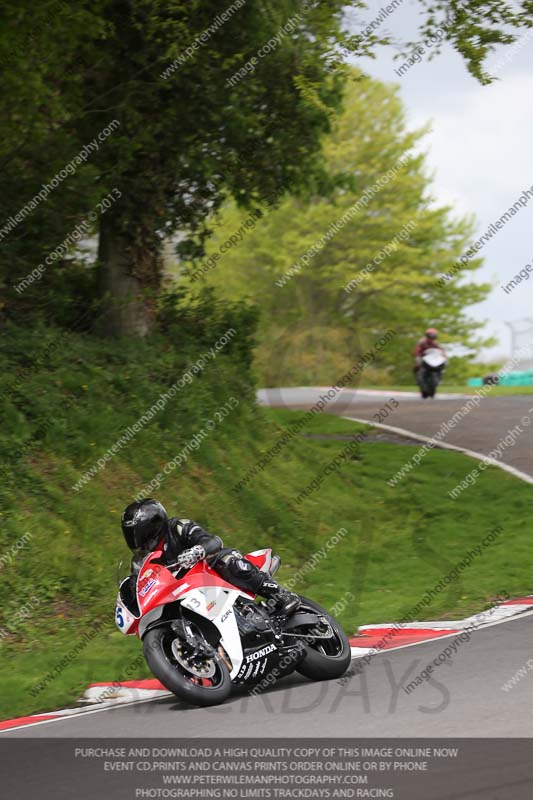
[0,1,531,335]
[411,0,533,84]
[1,0,348,333]
[182,73,493,384]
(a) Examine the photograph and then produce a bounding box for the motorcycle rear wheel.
[143,626,232,707]
[294,597,351,681]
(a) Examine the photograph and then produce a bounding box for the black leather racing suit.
[132,518,298,612]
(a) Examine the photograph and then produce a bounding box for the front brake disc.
[171,638,216,678]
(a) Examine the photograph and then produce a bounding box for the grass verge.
[1,404,532,721]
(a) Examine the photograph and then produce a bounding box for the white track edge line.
[0,693,174,734]
[341,416,533,484]
[343,607,533,667]
[4,401,531,733]
[4,608,533,734]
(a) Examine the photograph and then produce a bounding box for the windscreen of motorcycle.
[422,347,446,368]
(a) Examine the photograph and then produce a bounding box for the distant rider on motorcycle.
[413,328,446,373]
[121,498,300,615]
[413,328,446,398]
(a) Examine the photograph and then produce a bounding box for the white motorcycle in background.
[418,347,447,398]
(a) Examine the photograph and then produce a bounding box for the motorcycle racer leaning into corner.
[413,327,446,375]
[121,498,301,616]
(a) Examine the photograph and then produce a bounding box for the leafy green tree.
[1,0,349,334]
[410,0,533,84]
[0,0,531,336]
[184,73,492,384]
[0,1,103,327]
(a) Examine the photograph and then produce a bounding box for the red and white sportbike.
[115,548,351,707]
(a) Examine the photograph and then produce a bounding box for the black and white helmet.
[121,498,168,551]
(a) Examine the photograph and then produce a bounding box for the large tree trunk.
[96,211,162,337]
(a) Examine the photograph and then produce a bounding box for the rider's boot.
[209,550,301,615]
[260,579,301,616]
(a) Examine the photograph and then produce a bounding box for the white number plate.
[115,592,137,635]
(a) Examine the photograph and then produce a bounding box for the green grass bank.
[1,317,532,720]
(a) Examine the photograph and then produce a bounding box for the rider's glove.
[176,545,206,570]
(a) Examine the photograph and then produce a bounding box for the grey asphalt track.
[5,613,533,738]
[3,385,533,743]
[3,378,533,800]
[258,387,533,478]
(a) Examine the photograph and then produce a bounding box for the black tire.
[143,626,231,707]
[427,370,441,398]
[418,369,429,398]
[294,597,351,681]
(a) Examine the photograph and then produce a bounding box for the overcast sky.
[348,0,533,360]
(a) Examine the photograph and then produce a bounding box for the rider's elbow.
[207,535,224,555]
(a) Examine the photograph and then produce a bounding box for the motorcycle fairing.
[422,347,446,368]
[245,548,273,572]
[115,578,140,636]
[115,548,279,678]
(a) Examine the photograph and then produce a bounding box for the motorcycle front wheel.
[426,369,441,397]
[143,625,232,707]
[415,368,428,398]
[294,597,351,681]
